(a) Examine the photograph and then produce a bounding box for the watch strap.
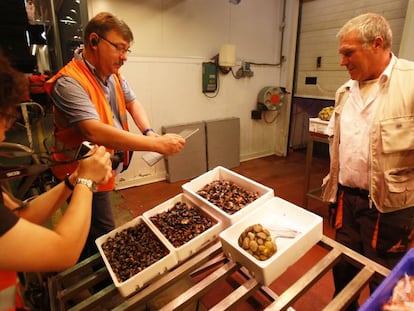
[64,174,74,191]
[142,128,154,136]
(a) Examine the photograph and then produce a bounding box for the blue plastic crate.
[359,248,414,310]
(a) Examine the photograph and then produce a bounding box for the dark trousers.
[79,191,115,261]
[332,187,414,311]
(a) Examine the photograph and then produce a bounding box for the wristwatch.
[75,178,97,192]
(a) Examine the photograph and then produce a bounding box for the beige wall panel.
[295,0,409,99]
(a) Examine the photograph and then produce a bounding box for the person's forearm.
[126,99,152,132]
[78,120,159,151]
[17,180,73,224]
[53,183,93,261]
[0,186,93,271]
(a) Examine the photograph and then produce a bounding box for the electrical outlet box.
[305,76,317,85]
[242,61,250,72]
[202,62,218,93]
[251,110,262,120]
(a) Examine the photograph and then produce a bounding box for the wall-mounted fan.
[257,86,286,111]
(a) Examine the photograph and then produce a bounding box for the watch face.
[76,178,97,192]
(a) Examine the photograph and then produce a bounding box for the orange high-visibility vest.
[28,73,47,94]
[0,271,24,311]
[45,58,130,191]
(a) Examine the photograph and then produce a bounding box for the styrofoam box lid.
[95,216,178,297]
[182,166,274,226]
[143,193,224,262]
[359,248,414,310]
[219,197,323,286]
[309,117,329,124]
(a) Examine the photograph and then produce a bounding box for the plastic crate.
[360,248,414,310]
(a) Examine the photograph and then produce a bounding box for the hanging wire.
[263,110,281,124]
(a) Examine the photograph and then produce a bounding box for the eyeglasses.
[98,35,131,55]
[0,111,20,128]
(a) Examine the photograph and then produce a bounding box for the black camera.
[76,141,121,170]
[76,141,95,159]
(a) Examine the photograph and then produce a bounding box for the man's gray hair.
[337,13,392,49]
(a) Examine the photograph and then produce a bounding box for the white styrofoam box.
[143,193,223,262]
[182,166,274,226]
[309,117,329,134]
[219,197,323,285]
[95,216,177,297]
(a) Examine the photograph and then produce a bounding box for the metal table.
[304,131,329,208]
[48,235,389,311]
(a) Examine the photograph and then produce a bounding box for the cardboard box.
[309,117,329,134]
[359,248,414,311]
[143,193,223,262]
[182,166,274,227]
[95,216,177,297]
[219,197,323,285]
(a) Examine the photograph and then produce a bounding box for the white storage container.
[143,193,223,262]
[95,216,178,297]
[309,117,329,135]
[219,197,323,285]
[182,166,274,227]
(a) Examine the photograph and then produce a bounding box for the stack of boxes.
[96,166,323,297]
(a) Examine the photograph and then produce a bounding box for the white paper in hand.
[141,128,199,166]
[178,128,199,139]
[142,151,164,166]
